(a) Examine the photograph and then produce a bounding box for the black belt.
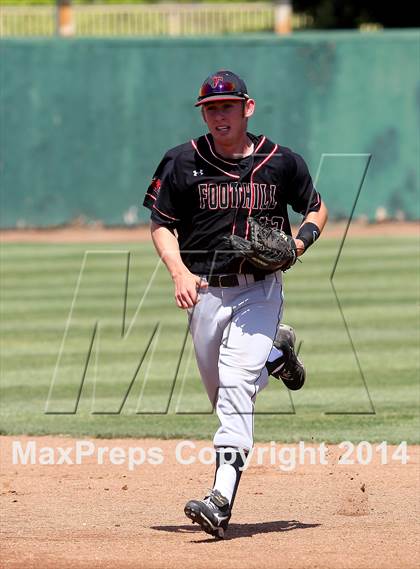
[207,273,267,288]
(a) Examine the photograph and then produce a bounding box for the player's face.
[202,99,255,144]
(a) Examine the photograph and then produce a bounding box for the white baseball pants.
[187,272,283,451]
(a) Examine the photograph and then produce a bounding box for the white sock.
[213,464,237,504]
[267,346,284,363]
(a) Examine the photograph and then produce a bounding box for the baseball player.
[143,70,328,538]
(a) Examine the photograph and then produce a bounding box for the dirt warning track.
[1,437,419,569]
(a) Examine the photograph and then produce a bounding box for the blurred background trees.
[292,0,418,29]
[1,0,419,29]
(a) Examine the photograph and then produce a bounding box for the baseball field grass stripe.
[1,237,418,442]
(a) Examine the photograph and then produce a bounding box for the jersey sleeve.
[286,153,321,216]
[143,152,181,228]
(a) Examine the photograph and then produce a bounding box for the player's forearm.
[150,221,189,278]
[303,201,328,233]
[150,222,188,278]
[294,201,328,255]
[150,221,208,309]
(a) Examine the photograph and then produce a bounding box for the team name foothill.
[198,182,278,210]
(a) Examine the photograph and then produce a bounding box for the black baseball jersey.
[143,133,321,275]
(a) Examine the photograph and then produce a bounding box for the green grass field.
[1,235,419,444]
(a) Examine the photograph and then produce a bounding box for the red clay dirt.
[1,437,419,569]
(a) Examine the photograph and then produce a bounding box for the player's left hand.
[294,238,305,257]
[225,217,298,272]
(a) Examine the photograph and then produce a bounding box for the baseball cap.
[195,70,249,107]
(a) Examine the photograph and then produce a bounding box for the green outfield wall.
[1,31,419,227]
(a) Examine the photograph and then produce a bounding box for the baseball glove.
[225,217,297,272]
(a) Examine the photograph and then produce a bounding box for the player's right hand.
[173,272,208,309]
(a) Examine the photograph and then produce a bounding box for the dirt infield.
[1,220,418,243]
[1,437,419,569]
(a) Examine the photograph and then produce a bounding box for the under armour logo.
[193,169,204,176]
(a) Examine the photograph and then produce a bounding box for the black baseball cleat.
[184,489,231,539]
[266,324,306,390]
